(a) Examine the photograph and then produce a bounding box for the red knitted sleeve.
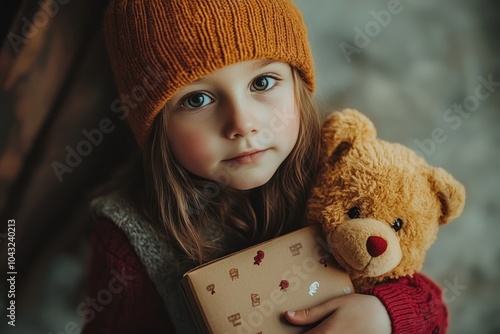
[366,273,448,334]
[80,217,174,334]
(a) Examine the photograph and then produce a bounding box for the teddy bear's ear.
[321,109,377,162]
[428,167,466,225]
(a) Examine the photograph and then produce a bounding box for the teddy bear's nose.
[366,236,387,257]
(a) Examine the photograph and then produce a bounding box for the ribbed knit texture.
[82,217,173,333]
[104,0,315,148]
[366,274,448,334]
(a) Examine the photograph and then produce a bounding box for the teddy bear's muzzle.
[328,218,403,277]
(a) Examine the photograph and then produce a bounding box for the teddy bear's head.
[308,109,465,291]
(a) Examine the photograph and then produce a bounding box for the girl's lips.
[225,150,268,165]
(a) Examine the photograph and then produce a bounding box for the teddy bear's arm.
[366,273,447,334]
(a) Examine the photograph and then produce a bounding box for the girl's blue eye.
[182,93,213,109]
[251,76,277,91]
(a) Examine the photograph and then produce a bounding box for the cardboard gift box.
[181,224,354,334]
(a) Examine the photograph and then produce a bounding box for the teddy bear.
[307,109,466,293]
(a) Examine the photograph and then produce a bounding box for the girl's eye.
[181,93,213,109]
[251,76,277,91]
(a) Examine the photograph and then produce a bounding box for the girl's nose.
[223,97,259,139]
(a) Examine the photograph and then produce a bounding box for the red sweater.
[81,218,447,333]
[366,274,447,333]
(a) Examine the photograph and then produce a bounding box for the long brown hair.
[128,68,322,264]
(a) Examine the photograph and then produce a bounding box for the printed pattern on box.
[181,225,354,334]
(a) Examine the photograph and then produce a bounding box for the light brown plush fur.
[307,109,466,292]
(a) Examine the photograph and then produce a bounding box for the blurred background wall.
[0,0,499,333]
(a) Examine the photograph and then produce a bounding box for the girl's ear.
[321,109,377,163]
[428,167,466,225]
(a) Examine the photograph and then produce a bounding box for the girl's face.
[164,60,300,190]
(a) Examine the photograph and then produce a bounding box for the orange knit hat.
[104,0,315,148]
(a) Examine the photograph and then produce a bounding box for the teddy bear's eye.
[347,206,361,219]
[392,218,403,232]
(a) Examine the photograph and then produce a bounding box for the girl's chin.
[228,174,274,191]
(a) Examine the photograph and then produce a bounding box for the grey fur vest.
[90,192,233,333]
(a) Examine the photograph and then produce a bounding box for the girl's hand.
[285,293,391,334]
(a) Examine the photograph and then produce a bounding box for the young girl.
[83,0,448,333]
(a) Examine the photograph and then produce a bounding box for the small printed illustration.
[289,242,303,257]
[251,293,261,307]
[253,250,265,265]
[206,284,216,295]
[229,268,239,281]
[279,279,289,291]
[228,313,242,327]
[319,255,329,267]
[308,281,319,296]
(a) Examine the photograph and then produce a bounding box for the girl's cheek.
[284,105,300,136]
[174,128,216,161]
[270,100,298,132]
